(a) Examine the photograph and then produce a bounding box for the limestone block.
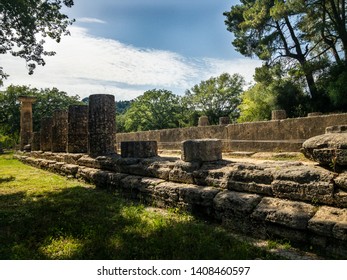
[251,197,317,230]
[179,185,221,207]
[169,160,201,184]
[121,141,158,158]
[145,158,176,180]
[120,175,164,199]
[193,162,230,188]
[302,125,347,166]
[152,182,181,207]
[271,110,286,120]
[308,206,347,241]
[198,116,209,126]
[227,163,274,195]
[271,165,335,204]
[307,112,322,117]
[219,117,230,125]
[214,190,262,217]
[106,172,128,190]
[214,190,263,233]
[181,139,222,162]
[334,190,347,208]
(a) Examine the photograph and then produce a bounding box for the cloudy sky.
[1,0,261,100]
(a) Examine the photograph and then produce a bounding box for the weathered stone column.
[219,117,230,125]
[51,110,68,152]
[88,94,115,157]
[31,132,41,151]
[18,96,36,150]
[67,105,88,153]
[40,117,53,151]
[198,116,210,126]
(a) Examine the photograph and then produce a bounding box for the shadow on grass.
[0,185,276,260]
[0,176,15,184]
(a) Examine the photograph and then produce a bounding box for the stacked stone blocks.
[16,150,347,258]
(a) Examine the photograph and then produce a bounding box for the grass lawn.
[0,153,280,260]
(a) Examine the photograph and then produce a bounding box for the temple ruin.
[15,93,347,259]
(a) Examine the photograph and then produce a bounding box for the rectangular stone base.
[181,139,222,162]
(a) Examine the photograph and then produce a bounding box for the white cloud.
[1,26,261,100]
[77,17,107,24]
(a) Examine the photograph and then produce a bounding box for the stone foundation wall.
[116,113,347,152]
[15,151,347,259]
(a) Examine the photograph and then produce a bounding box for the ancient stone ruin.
[67,105,88,153]
[88,94,116,157]
[52,110,68,153]
[302,124,347,167]
[18,96,36,151]
[16,94,347,259]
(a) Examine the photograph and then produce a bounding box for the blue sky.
[2,0,261,100]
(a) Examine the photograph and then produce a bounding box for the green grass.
[0,153,280,260]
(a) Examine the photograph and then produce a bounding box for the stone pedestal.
[88,94,115,157]
[40,117,53,152]
[31,132,41,151]
[181,139,222,162]
[121,141,158,158]
[18,96,36,150]
[52,110,68,152]
[219,117,230,125]
[67,105,88,153]
[302,125,347,167]
[198,116,210,126]
[271,110,287,120]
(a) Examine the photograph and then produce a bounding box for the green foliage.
[122,89,182,132]
[116,100,133,115]
[224,0,347,111]
[0,85,81,139]
[317,63,347,111]
[0,0,74,81]
[185,73,245,124]
[239,63,309,122]
[238,84,275,122]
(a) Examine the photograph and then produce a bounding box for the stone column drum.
[219,117,230,125]
[198,116,210,126]
[88,94,115,157]
[40,117,53,152]
[18,96,36,150]
[51,110,68,152]
[67,105,88,153]
[31,132,41,151]
[271,110,287,120]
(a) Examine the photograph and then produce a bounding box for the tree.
[0,0,74,81]
[0,85,81,141]
[238,63,309,122]
[184,73,245,124]
[223,0,342,109]
[122,89,182,132]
